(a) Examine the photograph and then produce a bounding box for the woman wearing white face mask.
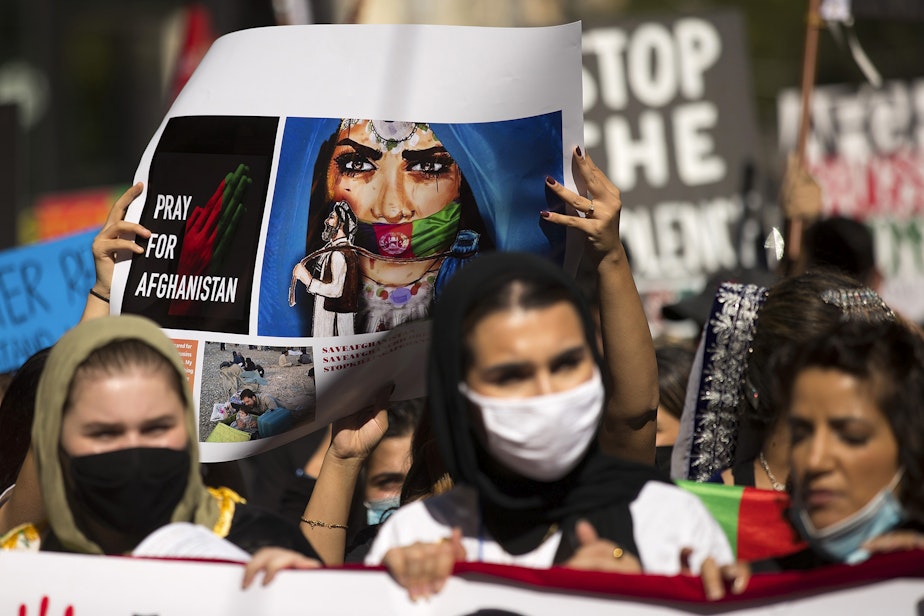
[754,318,924,571]
[364,250,739,599]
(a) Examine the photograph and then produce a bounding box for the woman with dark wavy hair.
[765,318,924,568]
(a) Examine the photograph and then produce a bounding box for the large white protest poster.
[109,24,584,462]
[778,79,924,322]
[582,11,766,329]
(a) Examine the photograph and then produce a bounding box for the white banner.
[2,550,924,615]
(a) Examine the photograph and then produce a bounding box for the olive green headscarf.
[33,314,218,554]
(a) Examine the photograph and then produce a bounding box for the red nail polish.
[539,210,550,219]
[575,146,584,158]
[545,176,556,186]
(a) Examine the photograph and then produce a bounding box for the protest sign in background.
[582,10,768,330]
[0,229,96,374]
[778,79,924,322]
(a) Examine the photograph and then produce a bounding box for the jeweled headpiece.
[820,287,895,322]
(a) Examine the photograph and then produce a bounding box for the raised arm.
[542,147,658,464]
[81,182,150,322]
[300,386,391,565]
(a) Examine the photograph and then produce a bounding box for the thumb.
[574,519,599,547]
[450,527,466,560]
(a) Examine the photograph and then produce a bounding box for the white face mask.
[458,368,604,482]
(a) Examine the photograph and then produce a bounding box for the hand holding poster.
[109,23,585,461]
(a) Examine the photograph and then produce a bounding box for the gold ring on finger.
[587,199,595,216]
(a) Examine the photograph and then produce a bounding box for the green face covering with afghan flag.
[354,201,460,260]
[678,480,807,561]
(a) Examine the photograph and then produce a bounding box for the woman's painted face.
[464,301,596,398]
[788,367,900,530]
[327,120,462,224]
[61,367,188,457]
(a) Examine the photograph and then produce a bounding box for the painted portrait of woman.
[294,119,488,334]
[259,113,565,338]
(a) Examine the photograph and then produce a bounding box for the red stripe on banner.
[736,487,807,562]
[443,549,924,604]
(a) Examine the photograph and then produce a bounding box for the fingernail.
[733,576,746,594]
[545,176,556,186]
[539,210,550,219]
[575,146,584,158]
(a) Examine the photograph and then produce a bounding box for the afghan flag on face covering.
[678,481,808,561]
[354,201,461,259]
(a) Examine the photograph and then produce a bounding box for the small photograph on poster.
[198,342,316,443]
[122,115,278,334]
[258,113,565,337]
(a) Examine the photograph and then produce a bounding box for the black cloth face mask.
[66,447,190,551]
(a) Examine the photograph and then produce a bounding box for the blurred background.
[2,0,923,327]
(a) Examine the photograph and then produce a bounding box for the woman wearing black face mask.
[1,315,320,561]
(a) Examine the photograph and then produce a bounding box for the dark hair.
[737,269,894,462]
[774,319,924,522]
[399,406,451,506]
[239,388,255,399]
[804,216,876,285]
[383,398,424,439]
[460,275,584,374]
[0,348,51,492]
[68,339,186,411]
[655,340,695,420]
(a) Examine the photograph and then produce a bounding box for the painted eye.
[336,153,376,174]
[409,160,445,173]
[407,154,454,176]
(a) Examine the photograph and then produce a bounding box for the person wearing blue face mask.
[755,317,924,571]
[362,400,422,527]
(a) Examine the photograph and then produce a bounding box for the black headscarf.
[428,251,668,560]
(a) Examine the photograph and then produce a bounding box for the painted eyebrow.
[402,146,451,163]
[335,138,383,161]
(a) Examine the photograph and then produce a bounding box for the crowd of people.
[0,147,922,605]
